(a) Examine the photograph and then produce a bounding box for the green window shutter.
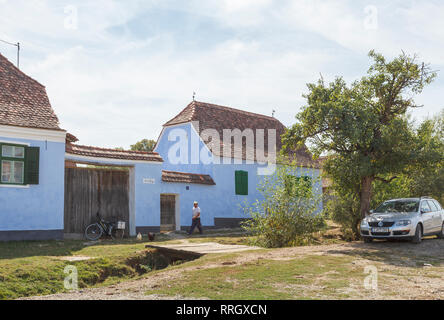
[242,171,248,195]
[235,170,248,195]
[25,147,40,185]
[235,171,241,195]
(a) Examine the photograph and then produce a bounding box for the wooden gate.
[160,194,176,231]
[64,167,130,237]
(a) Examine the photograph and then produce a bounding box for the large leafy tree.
[408,111,444,203]
[282,51,437,220]
[130,139,156,152]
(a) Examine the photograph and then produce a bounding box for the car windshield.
[374,200,419,213]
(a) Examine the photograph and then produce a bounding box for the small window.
[1,144,25,184]
[421,201,432,213]
[235,170,248,195]
[427,200,438,212]
[2,145,13,157]
[2,145,25,158]
[1,160,24,183]
[433,200,443,211]
[0,143,39,185]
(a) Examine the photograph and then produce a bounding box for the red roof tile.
[0,53,62,131]
[66,132,79,143]
[162,170,216,185]
[66,143,163,162]
[164,101,318,167]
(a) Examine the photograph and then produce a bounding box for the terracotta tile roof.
[66,132,79,143]
[162,170,216,185]
[164,101,318,167]
[66,143,163,162]
[0,53,62,131]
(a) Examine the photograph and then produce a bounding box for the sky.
[0,0,443,149]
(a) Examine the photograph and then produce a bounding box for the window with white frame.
[1,144,25,185]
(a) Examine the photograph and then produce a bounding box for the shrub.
[326,192,361,241]
[241,161,325,248]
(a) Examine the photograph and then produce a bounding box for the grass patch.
[145,254,363,299]
[0,239,196,300]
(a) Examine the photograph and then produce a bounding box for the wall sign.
[143,178,155,184]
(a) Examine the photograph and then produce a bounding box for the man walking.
[188,201,203,235]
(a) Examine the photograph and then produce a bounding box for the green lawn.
[5,224,441,300]
[0,237,190,300]
[145,254,362,299]
[143,243,444,300]
[0,223,347,300]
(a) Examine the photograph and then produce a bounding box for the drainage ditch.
[75,248,203,288]
[126,248,203,275]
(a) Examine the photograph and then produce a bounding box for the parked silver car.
[360,197,444,243]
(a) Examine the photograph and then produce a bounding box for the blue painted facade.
[0,114,322,240]
[149,122,323,230]
[0,136,65,234]
[65,121,322,234]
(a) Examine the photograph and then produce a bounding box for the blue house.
[0,53,66,241]
[150,101,322,232]
[0,53,321,241]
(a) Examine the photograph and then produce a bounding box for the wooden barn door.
[160,194,176,231]
[64,168,130,238]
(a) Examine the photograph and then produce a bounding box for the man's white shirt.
[192,207,201,219]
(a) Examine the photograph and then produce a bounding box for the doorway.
[160,194,179,231]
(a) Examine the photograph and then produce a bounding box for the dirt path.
[23,239,444,300]
[147,240,261,254]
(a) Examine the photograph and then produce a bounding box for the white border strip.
[0,125,66,143]
[0,184,30,189]
[0,140,31,146]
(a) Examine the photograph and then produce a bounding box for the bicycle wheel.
[85,223,103,241]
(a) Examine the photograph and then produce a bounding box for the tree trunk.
[360,176,374,219]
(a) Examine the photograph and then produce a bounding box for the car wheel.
[437,223,444,239]
[363,237,373,243]
[412,224,422,244]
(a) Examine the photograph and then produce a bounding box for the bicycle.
[85,212,125,241]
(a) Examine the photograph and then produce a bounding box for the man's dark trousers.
[189,218,203,235]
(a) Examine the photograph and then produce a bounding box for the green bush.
[241,161,325,248]
[326,192,361,241]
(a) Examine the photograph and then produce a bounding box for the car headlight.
[395,220,411,226]
[360,219,369,227]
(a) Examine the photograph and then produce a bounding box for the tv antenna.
[272,109,276,118]
[192,91,196,101]
[0,39,20,69]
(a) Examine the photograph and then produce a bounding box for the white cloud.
[1,0,442,149]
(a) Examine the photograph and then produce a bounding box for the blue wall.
[149,123,323,228]
[134,163,163,228]
[0,136,65,232]
[0,121,321,238]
